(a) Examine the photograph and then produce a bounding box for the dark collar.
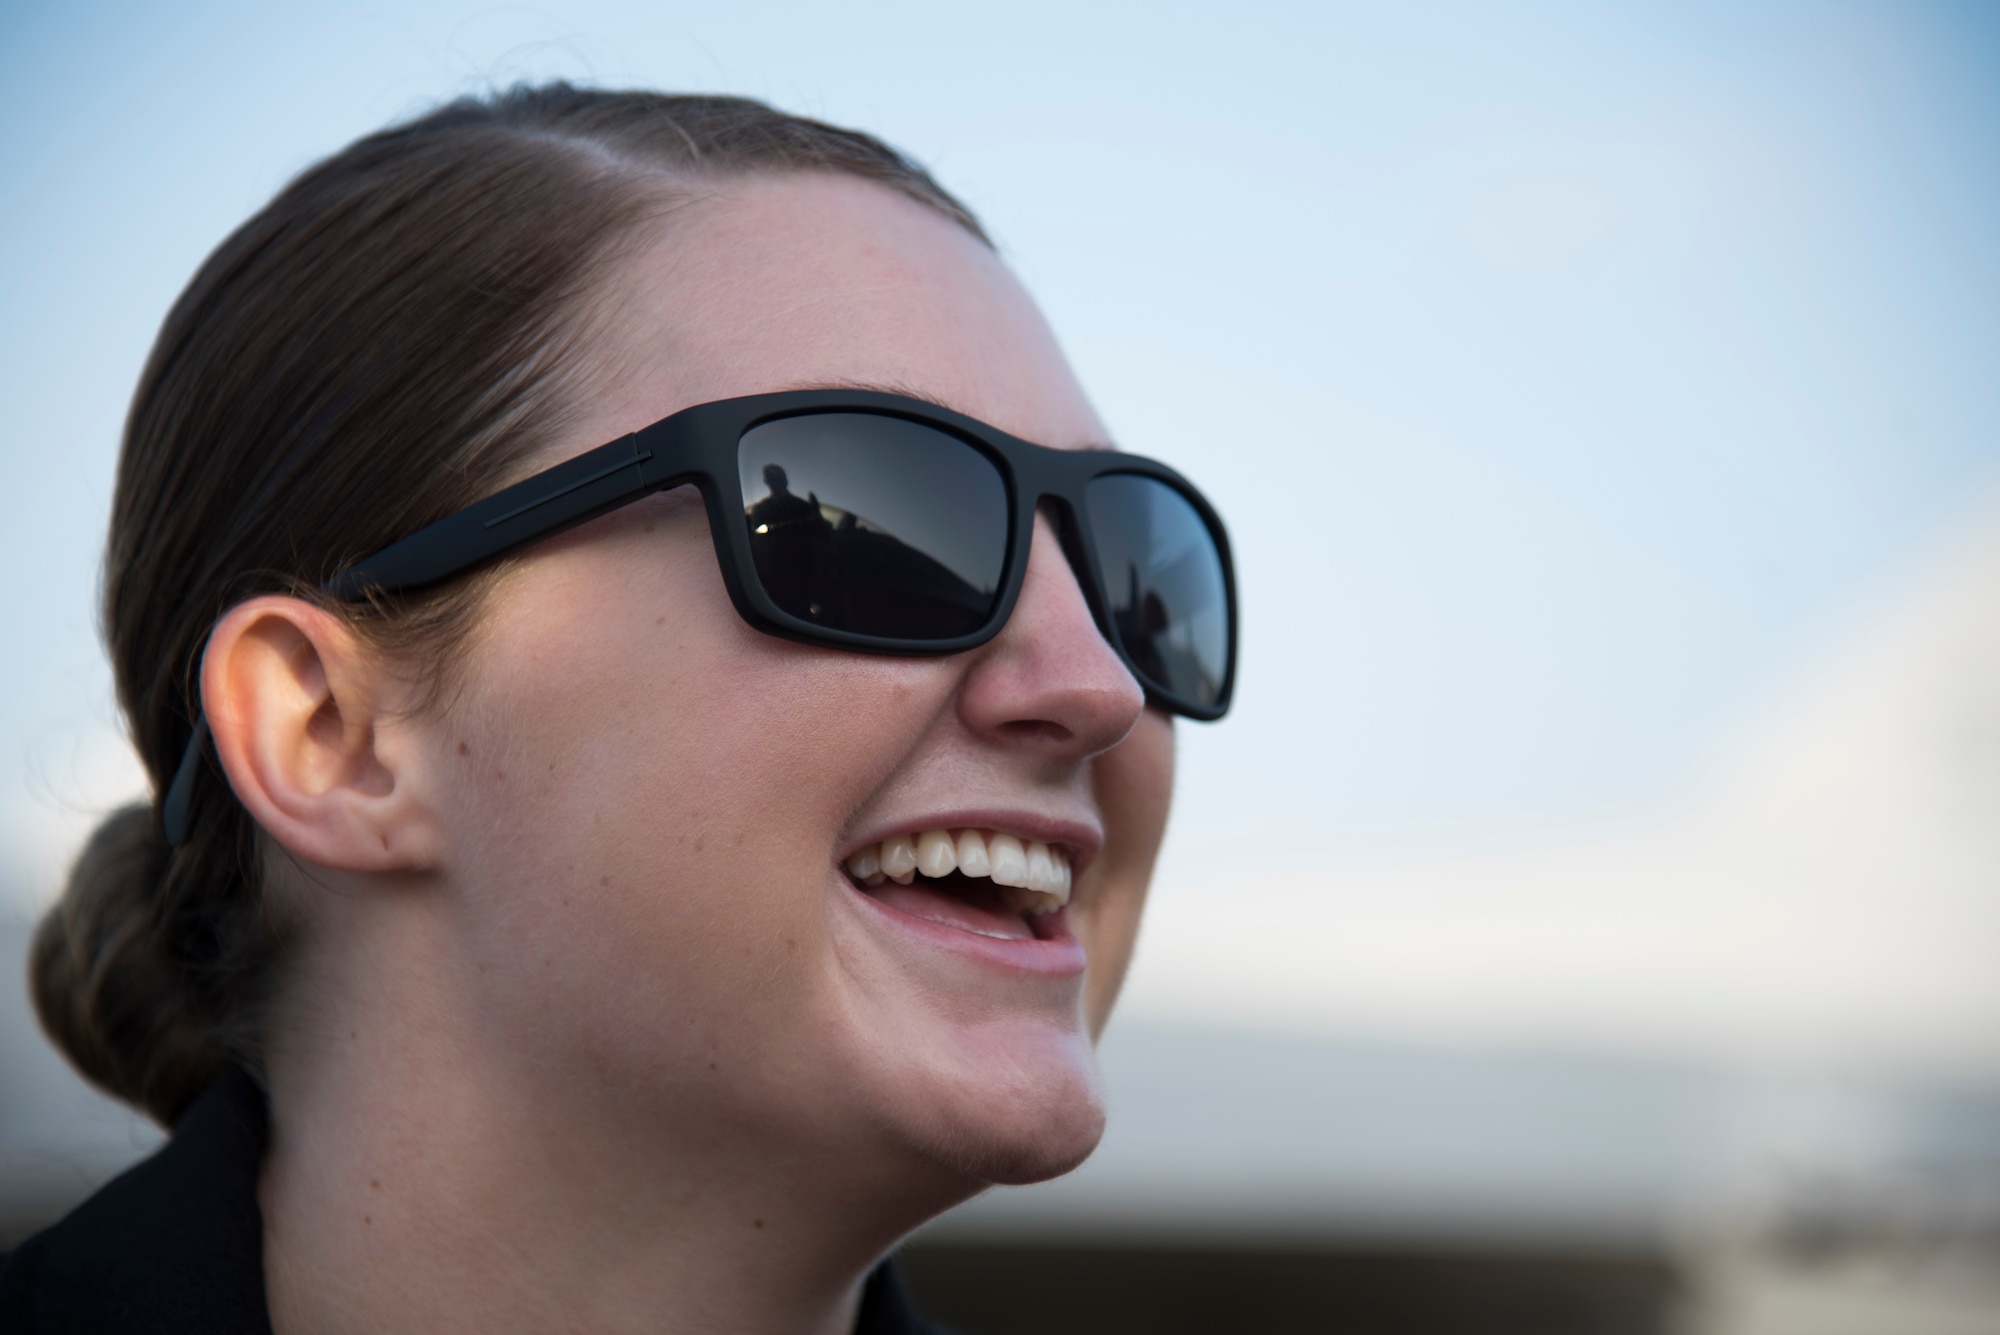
[1,1068,273,1334]
[2,1070,933,1334]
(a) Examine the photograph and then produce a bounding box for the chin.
[960,1109,1107,1187]
[898,1026,1111,1188]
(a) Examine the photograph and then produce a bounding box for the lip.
[838,871,1088,976]
[837,808,1104,880]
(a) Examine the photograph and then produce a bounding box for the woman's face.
[415,173,1173,1191]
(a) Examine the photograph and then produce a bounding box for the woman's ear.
[200,596,442,872]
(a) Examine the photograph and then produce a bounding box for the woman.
[2,85,1234,1333]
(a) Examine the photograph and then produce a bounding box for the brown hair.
[30,83,986,1126]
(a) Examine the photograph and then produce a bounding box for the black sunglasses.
[164,388,1237,844]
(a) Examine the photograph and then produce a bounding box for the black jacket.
[1,1070,937,1334]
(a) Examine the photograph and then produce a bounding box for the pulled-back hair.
[31,84,986,1125]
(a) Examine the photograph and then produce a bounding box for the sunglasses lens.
[1086,474,1231,710]
[739,413,1010,640]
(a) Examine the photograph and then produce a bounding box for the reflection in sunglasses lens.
[739,413,1009,639]
[1086,474,1230,709]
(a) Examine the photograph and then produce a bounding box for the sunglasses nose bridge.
[1022,489,1116,650]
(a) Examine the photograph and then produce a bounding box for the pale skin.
[197,173,1175,1335]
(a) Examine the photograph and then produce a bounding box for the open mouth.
[842,829,1072,943]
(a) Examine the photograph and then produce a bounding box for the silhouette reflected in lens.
[1086,474,1229,708]
[739,414,1009,640]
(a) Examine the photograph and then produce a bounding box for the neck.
[258,898,968,1335]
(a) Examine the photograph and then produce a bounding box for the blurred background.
[3,2,1997,1331]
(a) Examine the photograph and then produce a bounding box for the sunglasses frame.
[164,388,1236,844]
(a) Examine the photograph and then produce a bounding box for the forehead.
[577,172,1107,454]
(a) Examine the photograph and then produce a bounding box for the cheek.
[428,529,951,1079]
[1075,711,1175,1036]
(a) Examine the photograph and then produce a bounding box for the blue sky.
[3,0,1997,921]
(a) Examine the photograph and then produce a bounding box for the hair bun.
[30,801,226,1124]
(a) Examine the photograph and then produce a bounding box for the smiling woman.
[0,85,1232,1334]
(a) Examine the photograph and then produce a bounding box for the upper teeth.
[844,828,1073,913]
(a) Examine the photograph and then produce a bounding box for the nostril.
[998,719,1073,745]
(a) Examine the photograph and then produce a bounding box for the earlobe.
[200,597,441,873]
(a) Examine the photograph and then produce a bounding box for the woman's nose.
[955,510,1146,758]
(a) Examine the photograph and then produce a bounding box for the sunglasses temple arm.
[326,434,663,599]
[161,717,209,845]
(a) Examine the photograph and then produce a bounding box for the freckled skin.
[254,174,1176,1335]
